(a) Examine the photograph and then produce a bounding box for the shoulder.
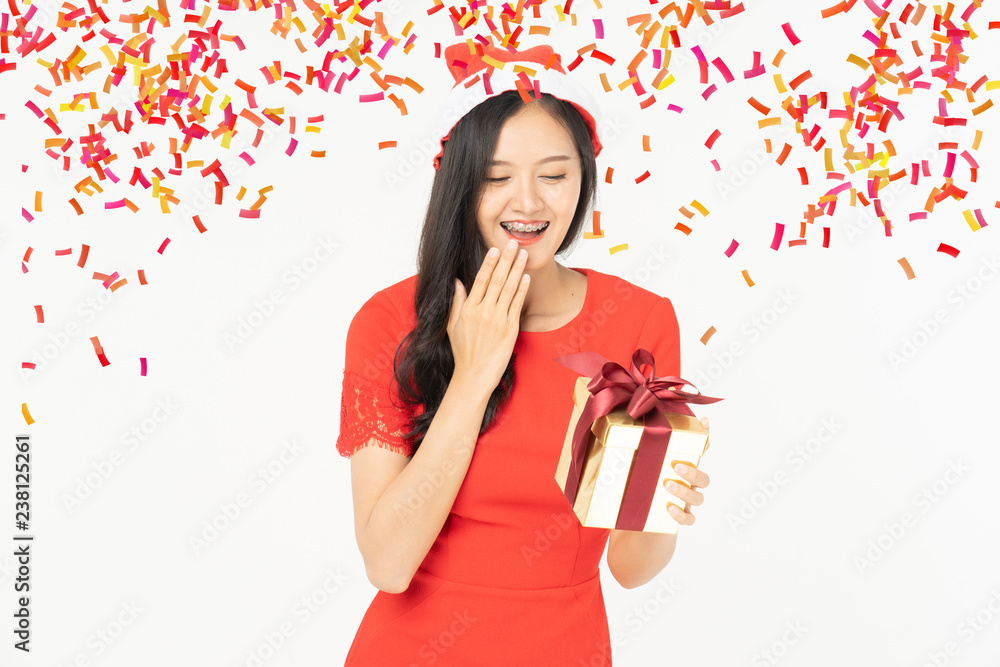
[579,267,670,317]
[348,273,418,334]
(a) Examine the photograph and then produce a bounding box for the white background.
[3,1,999,665]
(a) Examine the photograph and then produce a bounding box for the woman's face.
[475,103,582,269]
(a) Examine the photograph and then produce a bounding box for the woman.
[337,42,711,665]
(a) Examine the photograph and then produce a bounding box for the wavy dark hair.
[390,89,599,455]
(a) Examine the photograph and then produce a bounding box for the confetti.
[936,243,960,258]
[22,403,34,426]
[90,336,110,367]
[34,305,44,323]
[741,269,755,287]
[584,211,603,239]
[700,326,717,345]
[609,243,629,255]
[724,239,739,257]
[140,357,148,376]
[705,129,721,149]
[781,23,801,46]
[770,223,784,251]
[897,257,916,280]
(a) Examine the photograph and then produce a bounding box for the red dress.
[337,267,681,666]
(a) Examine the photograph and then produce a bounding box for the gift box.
[552,349,721,534]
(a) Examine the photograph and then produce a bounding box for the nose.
[510,174,544,215]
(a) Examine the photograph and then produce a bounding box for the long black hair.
[391,89,599,455]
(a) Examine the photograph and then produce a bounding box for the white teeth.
[502,221,549,232]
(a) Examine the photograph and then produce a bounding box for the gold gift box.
[555,376,709,533]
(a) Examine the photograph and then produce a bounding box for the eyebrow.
[489,155,573,166]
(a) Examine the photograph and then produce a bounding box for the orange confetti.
[584,211,604,239]
[700,326,717,345]
[897,257,915,280]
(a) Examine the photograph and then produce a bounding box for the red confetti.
[936,243,960,258]
[705,129,722,149]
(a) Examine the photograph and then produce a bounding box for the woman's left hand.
[664,417,711,527]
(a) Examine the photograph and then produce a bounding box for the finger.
[507,269,530,322]
[499,247,528,311]
[673,462,710,489]
[468,247,500,305]
[448,278,466,330]
[485,242,521,305]
[668,503,694,526]
[664,478,704,506]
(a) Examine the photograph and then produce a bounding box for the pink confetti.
[711,57,735,83]
[724,239,739,257]
[770,223,784,251]
[782,23,801,46]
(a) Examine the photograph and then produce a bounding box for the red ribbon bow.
[553,348,723,530]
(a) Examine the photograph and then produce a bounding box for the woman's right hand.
[447,240,530,390]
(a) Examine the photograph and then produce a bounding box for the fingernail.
[675,463,687,474]
[488,247,498,257]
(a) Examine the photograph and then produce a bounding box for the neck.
[520,262,574,320]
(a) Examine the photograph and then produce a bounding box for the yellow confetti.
[963,209,982,231]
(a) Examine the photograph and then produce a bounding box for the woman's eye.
[486,175,566,183]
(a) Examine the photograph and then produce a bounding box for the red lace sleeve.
[337,368,414,458]
[336,288,416,459]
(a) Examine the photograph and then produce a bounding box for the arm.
[350,371,491,594]
[607,529,677,590]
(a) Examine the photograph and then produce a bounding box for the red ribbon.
[553,348,723,530]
